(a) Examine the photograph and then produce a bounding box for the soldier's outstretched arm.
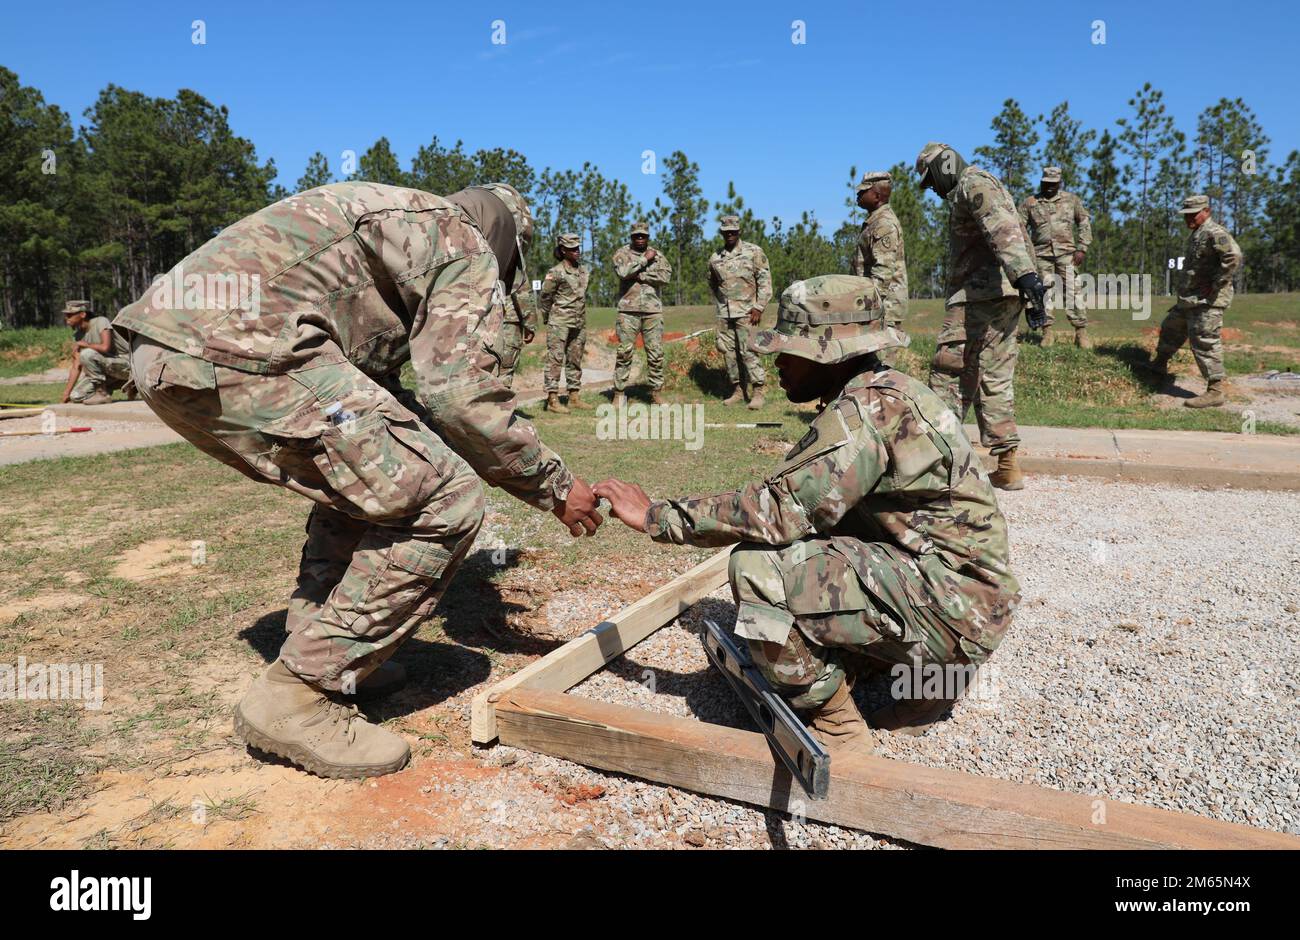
[410,249,575,512]
[602,400,889,547]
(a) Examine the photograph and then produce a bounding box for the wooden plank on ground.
[496,687,1300,850]
[470,548,731,744]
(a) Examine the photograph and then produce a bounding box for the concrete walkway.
[3,400,1297,490]
[970,424,1300,490]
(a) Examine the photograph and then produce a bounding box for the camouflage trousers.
[614,312,664,391]
[927,298,1022,455]
[878,314,905,369]
[545,323,586,393]
[1036,255,1087,329]
[714,317,766,388]
[70,347,131,401]
[129,336,484,692]
[1156,305,1226,381]
[729,538,986,711]
[496,320,528,390]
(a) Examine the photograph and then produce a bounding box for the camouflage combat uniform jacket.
[1018,190,1092,259]
[539,261,590,328]
[707,240,773,319]
[944,167,1037,305]
[114,181,572,509]
[1176,217,1242,310]
[613,246,672,313]
[850,205,908,327]
[645,366,1021,650]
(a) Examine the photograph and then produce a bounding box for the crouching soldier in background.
[114,181,603,779]
[60,300,132,404]
[595,275,1020,749]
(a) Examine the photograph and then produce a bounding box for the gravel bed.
[515,476,1300,846]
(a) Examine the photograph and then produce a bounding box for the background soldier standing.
[851,171,909,367]
[1147,194,1243,408]
[612,221,672,406]
[539,232,590,413]
[1018,166,1093,348]
[916,142,1046,491]
[494,285,536,391]
[114,181,603,780]
[707,215,772,409]
[60,300,132,404]
[595,275,1020,746]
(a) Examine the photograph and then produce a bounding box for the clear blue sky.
[4,0,1297,228]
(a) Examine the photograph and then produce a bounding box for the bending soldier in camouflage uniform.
[708,215,772,410]
[539,232,590,414]
[1018,166,1093,347]
[1146,194,1243,409]
[612,221,672,406]
[60,300,132,405]
[851,171,909,368]
[495,286,536,390]
[114,181,604,779]
[916,142,1045,491]
[596,276,1021,747]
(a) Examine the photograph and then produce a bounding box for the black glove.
[1015,272,1048,330]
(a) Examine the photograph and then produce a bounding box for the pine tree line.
[2,66,1298,327]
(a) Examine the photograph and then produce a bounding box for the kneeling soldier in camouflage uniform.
[596,276,1020,748]
[114,181,603,779]
[60,300,132,405]
[708,215,772,409]
[539,232,590,413]
[1146,194,1242,409]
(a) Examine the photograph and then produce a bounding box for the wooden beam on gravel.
[496,687,1300,850]
[470,548,732,744]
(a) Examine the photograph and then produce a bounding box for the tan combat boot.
[546,392,569,414]
[568,391,592,410]
[1074,327,1093,349]
[869,693,962,737]
[722,384,744,406]
[989,448,1025,490]
[650,389,665,405]
[746,386,765,410]
[1039,328,1055,347]
[1185,378,1226,409]
[1142,352,1172,378]
[83,388,113,405]
[805,681,873,754]
[612,391,626,409]
[234,659,410,779]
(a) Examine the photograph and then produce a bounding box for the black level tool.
[701,618,831,800]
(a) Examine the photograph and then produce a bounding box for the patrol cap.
[1180,194,1210,215]
[750,274,906,364]
[556,232,581,249]
[914,141,951,178]
[62,300,91,315]
[719,215,741,232]
[1041,166,1062,183]
[630,220,649,236]
[855,170,892,193]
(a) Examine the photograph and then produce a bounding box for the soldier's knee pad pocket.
[316,412,443,519]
